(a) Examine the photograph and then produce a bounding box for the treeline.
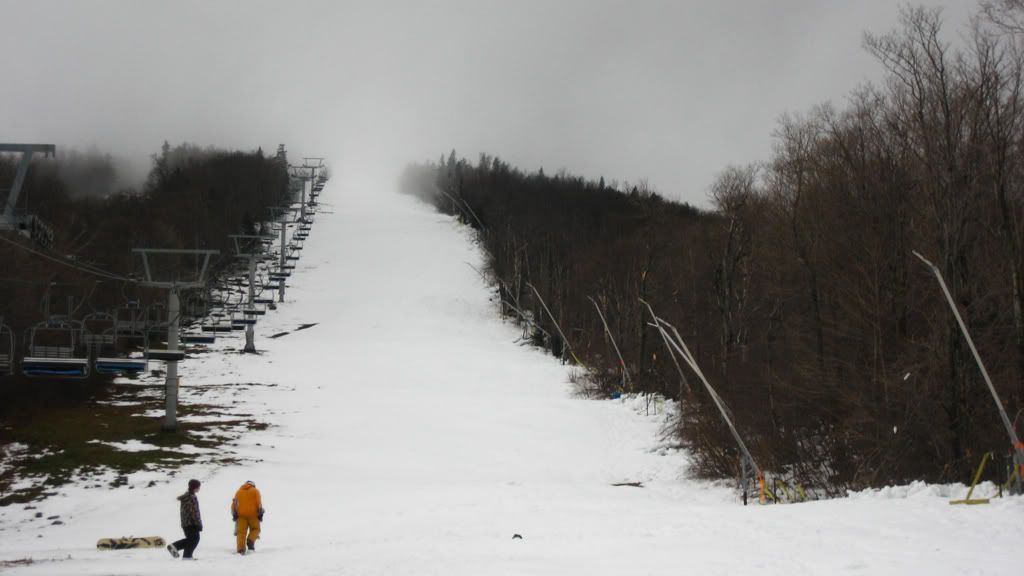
[401,6,1024,492]
[0,142,291,388]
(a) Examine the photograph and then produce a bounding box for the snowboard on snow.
[96,536,166,550]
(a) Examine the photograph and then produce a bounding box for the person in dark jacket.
[167,479,203,559]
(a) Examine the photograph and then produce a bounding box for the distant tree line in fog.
[0,142,290,389]
[402,5,1024,492]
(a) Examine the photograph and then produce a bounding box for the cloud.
[0,0,974,205]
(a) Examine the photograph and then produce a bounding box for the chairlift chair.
[229,315,252,330]
[200,305,233,332]
[146,348,185,362]
[181,318,217,345]
[83,312,148,376]
[22,318,90,378]
[144,302,170,342]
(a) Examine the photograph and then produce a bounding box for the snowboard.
[96,536,166,550]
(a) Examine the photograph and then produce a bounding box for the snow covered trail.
[0,178,1020,575]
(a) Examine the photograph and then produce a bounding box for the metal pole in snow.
[162,287,180,432]
[641,299,693,397]
[912,250,1024,493]
[279,216,287,302]
[652,313,761,481]
[244,255,256,353]
[588,296,632,392]
[527,283,581,366]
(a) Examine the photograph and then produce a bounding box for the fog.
[0,0,973,205]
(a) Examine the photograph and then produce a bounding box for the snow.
[0,176,1020,575]
[86,440,161,453]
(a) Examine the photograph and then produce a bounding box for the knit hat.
[188,479,201,491]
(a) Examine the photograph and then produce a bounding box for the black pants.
[173,526,201,558]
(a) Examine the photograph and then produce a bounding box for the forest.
[401,6,1024,493]
[0,142,292,398]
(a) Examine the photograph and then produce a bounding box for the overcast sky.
[0,0,975,206]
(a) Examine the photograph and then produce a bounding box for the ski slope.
[0,176,1020,575]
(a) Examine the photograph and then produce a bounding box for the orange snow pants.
[235,516,261,552]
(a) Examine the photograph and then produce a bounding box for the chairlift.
[182,331,216,345]
[180,296,217,345]
[83,311,148,376]
[181,292,209,323]
[200,305,233,332]
[178,289,216,342]
[22,318,90,378]
[144,302,170,342]
[0,317,14,376]
[146,348,185,362]
[114,301,145,335]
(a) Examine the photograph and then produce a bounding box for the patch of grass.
[0,382,268,506]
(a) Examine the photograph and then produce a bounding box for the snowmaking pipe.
[587,295,632,392]
[641,299,693,397]
[645,308,762,481]
[912,250,1024,486]
[526,283,584,367]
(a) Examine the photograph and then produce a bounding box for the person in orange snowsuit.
[230,480,264,554]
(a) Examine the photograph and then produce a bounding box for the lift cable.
[0,233,136,283]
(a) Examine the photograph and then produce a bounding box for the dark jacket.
[178,491,203,531]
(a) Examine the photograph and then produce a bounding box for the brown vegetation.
[401,6,1024,492]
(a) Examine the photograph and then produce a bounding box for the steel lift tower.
[229,234,272,353]
[289,165,312,224]
[267,206,297,303]
[0,143,56,247]
[303,157,324,222]
[289,158,323,224]
[133,248,218,432]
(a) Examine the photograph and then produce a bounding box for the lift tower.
[133,248,218,432]
[0,143,56,247]
[302,157,324,223]
[289,165,312,224]
[229,234,272,353]
[267,206,296,302]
